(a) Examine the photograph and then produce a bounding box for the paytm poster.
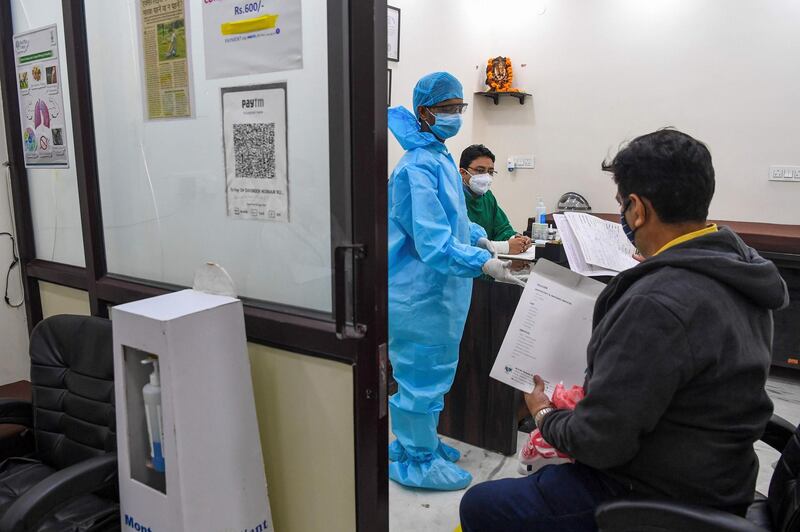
[222,84,289,222]
[203,0,303,80]
[13,25,69,168]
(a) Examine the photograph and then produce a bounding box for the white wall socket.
[512,155,535,169]
[768,165,800,182]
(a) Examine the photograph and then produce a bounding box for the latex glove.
[482,258,526,287]
[476,237,497,257]
[510,260,528,271]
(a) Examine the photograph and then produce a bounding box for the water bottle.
[537,198,547,223]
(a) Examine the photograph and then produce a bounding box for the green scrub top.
[464,188,517,241]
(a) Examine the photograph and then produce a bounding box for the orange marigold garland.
[485,56,520,93]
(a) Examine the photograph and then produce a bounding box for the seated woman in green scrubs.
[459,144,531,255]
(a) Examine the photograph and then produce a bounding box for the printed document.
[553,214,617,276]
[490,259,605,394]
[563,212,639,272]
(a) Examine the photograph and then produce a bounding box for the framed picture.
[387,68,392,106]
[387,5,400,62]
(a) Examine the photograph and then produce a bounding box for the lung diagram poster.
[13,25,69,169]
[222,84,289,222]
[203,0,303,80]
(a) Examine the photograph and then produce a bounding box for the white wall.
[0,91,30,384]
[388,0,800,229]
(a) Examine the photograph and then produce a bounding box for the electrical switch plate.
[512,155,535,169]
[768,165,800,182]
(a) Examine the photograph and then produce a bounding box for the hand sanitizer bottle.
[142,358,165,473]
[537,198,547,224]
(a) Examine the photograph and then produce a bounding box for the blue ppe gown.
[388,105,492,491]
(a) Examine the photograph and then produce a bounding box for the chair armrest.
[760,414,795,453]
[0,399,32,427]
[595,498,764,532]
[0,453,118,532]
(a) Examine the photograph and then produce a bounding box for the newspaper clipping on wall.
[13,24,69,168]
[139,0,193,119]
[222,84,289,222]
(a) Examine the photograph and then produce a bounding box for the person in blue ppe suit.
[388,72,524,491]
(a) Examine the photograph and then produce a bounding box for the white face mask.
[466,171,493,196]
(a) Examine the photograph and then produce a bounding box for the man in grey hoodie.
[459,129,790,532]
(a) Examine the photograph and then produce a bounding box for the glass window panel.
[85,0,333,314]
[10,0,85,267]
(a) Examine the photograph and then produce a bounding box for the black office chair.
[596,414,800,532]
[0,315,119,532]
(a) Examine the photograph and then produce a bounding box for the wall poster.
[13,24,69,168]
[139,0,193,120]
[222,84,289,222]
[202,0,303,80]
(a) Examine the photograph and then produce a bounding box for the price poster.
[13,24,69,168]
[202,0,303,80]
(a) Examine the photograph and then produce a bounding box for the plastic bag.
[518,382,584,475]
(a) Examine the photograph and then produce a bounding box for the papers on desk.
[497,246,538,262]
[553,212,639,277]
[489,259,605,395]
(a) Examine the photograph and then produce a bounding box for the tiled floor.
[389,371,800,532]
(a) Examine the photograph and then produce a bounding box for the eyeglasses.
[429,103,469,115]
[467,167,498,176]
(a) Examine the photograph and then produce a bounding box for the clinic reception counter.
[439,278,524,456]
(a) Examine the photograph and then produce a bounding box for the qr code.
[233,123,276,179]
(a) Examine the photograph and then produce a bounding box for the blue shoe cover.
[388,439,405,462]
[389,439,461,463]
[438,440,461,463]
[389,455,472,491]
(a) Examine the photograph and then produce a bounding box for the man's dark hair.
[602,129,715,223]
[460,144,495,169]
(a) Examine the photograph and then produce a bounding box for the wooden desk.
[530,214,800,255]
[438,279,523,456]
[0,380,33,457]
[442,216,800,456]
[532,213,800,368]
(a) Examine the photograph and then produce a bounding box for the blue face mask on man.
[620,199,636,244]
[425,111,462,140]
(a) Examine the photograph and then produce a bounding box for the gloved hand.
[482,258,526,287]
[476,237,497,257]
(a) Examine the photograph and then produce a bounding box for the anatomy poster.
[203,0,303,80]
[222,84,289,222]
[13,25,69,168]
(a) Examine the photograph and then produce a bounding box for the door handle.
[334,244,367,339]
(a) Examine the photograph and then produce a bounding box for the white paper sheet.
[563,212,639,272]
[490,259,605,394]
[553,214,618,277]
[497,246,539,262]
[202,0,303,80]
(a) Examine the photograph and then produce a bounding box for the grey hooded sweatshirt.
[541,226,790,514]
